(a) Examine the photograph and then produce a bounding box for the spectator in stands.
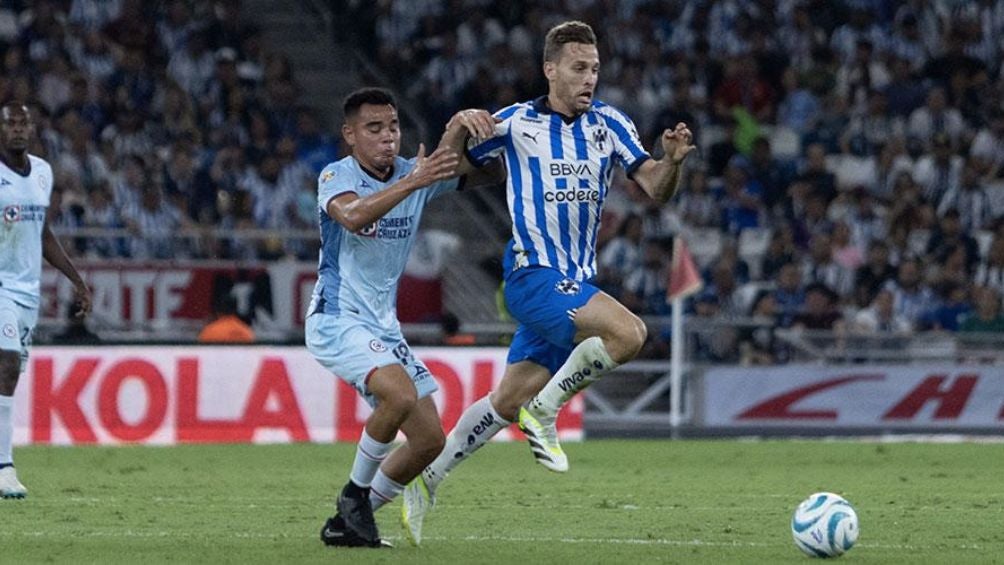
[760,224,797,280]
[922,282,972,332]
[854,240,895,305]
[973,236,1004,295]
[749,136,790,211]
[776,66,820,135]
[675,168,719,229]
[913,133,963,208]
[717,157,764,236]
[883,258,935,328]
[198,294,255,344]
[835,39,889,115]
[937,158,994,232]
[959,286,1004,333]
[82,182,125,258]
[706,116,739,177]
[830,220,865,273]
[123,180,187,259]
[908,87,968,151]
[852,289,912,334]
[622,238,671,316]
[926,208,980,271]
[802,232,855,298]
[792,282,845,332]
[773,262,805,327]
[970,109,1004,178]
[796,142,837,204]
[738,290,784,366]
[294,107,338,174]
[883,56,927,119]
[597,213,642,299]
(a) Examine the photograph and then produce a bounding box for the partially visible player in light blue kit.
[0,103,92,499]
[306,88,497,548]
[402,21,697,543]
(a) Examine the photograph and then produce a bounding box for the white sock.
[528,336,618,417]
[369,469,405,512]
[0,395,12,465]
[423,395,509,490]
[349,429,392,488]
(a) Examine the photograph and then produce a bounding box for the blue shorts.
[0,294,36,373]
[503,266,600,374]
[305,313,438,408]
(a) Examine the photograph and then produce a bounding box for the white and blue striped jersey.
[307,155,458,331]
[0,155,53,309]
[467,97,650,281]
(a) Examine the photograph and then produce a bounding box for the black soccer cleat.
[320,515,389,548]
[336,485,380,545]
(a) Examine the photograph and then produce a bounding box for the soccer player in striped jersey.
[0,103,92,498]
[403,21,696,543]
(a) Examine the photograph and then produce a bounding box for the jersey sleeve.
[599,107,651,177]
[316,162,354,213]
[465,104,521,167]
[425,176,463,202]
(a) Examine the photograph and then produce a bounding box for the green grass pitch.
[4,440,1003,564]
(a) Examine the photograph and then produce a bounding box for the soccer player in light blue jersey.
[403,21,697,542]
[0,104,92,499]
[306,88,495,548]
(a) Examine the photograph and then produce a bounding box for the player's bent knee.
[607,314,646,364]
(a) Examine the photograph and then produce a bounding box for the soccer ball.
[791,492,859,558]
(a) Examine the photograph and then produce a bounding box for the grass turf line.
[5,440,1004,564]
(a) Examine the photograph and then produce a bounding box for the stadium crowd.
[0,0,333,261]
[7,1,1004,359]
[346,0,1004,361]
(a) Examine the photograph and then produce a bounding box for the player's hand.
[448,109,498,141]
[407,143,460,188]
[662,122,696,164]
[72,282,92,318]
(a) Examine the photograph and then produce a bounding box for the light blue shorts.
[0,294,36,373]
[305,313,438,408]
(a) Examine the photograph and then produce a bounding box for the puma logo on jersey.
[522,131,540,144]
[0,178,10,187]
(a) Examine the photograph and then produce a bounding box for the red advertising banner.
[702,365,1004,428]
[42,261,440,329]
[13,347,584,445]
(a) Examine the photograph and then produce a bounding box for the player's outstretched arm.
[41,222,91,317]
[437,109,498,177]
[327,144,459,232]
[632,122,697,204]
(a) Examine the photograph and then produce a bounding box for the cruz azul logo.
[4,204,45,223]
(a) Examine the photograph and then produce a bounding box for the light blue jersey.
[467,97,649,281]
[307,155,459,332]
[0,155,53,309]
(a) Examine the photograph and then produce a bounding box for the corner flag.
[667,237,703,301]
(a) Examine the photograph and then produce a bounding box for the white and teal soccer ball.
[791,492,859,558]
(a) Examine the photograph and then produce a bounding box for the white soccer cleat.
[0,466,26,499]
[518,406,568,473]
[401,475,435,546]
